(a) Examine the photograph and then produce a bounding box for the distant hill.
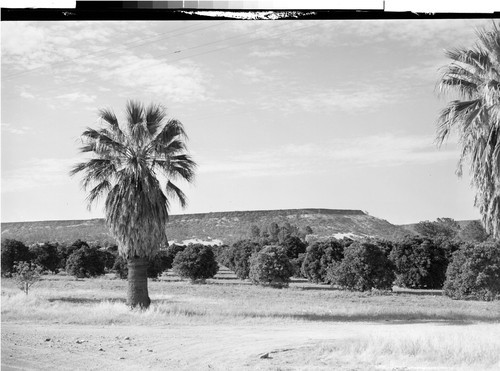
[1,208,409,246]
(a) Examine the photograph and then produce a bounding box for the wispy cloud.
[199,134,458,178]
[100,55,208,103]
[234,20,492,52]
[1,123,31,135]
[233,66,277,84]
[1,22,109,72]
[56,92,97,104]
[255,83,398,113]
[1,157,78,193]
[249,49,294,58]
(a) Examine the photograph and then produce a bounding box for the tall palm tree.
[436,22,500,239]
[71,100,196,308]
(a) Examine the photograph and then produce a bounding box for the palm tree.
[436,22,500,239]
[71,100,196,308]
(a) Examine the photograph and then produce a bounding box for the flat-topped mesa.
[169,209,366,220]
[2,208,404,246]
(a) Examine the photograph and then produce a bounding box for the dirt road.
[1,321,497,370]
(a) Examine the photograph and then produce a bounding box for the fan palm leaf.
[71,100,196,308]
[437,22,500,238]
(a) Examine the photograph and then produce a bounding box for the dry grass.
[2,270,499,326]
[2,270,500,370]
[283,326,500,370]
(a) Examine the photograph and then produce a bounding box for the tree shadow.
[240,311,500,325]
[290,285,340,291]
[47,297,126,304]
[209,276,240,281]
[203,280,253,286]
[392,288,443,296]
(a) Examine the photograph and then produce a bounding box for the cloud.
[318,134,458,167]
[234,67,276,84]
[2,22,210,108]
[1,22,135,76]
[198,134,459,178]
[256,83,398,113]
[20,90,35,99]
[249,49,294,58]
[335,19,492,49]
[231,19,492,52]
[1,157,78,193]
[101,55,208,103]
[1,123,31,135]
[56,92,97,104]
[1,23,47,57]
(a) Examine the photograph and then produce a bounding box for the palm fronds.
[71,101,196,258]
[437,22,500,238]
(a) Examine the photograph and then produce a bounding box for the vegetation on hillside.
[0,208,408,246]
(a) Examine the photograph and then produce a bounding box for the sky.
[1,18,494,225]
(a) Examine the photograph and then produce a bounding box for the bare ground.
[3,320,498,371]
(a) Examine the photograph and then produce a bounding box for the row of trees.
[3,230,499,301]
[2,239,114,278]
[1,237,223,286]
[217,231,500,300]
[2,239,174,280]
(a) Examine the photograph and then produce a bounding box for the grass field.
[2,268,500,370]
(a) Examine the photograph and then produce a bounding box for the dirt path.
[1,321,496,370]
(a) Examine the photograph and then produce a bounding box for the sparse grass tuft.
[311,326,500,369]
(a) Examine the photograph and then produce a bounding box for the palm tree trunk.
[127,257,151,309]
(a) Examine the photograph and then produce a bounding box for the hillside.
[1,208,408,246]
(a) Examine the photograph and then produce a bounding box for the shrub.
[329,241,395,291]
[100,248,117,271]
[113,257,128,279]
[147,250,171,279]
[436,237,463,261]
[113,250,171,279]
[165,244,186,267]
[248,245,294,288]
[290,253,306,278]
[389,236,448,289]
[223,240,261,279]
[414,218,460,239]
[372,238,394,257]
[29,242,61,274]
[280,236,307,260]
[57,240,89,270]
[211,244,228,264]
[172,244,219,283]
[65,246,106,278]
[301,239,344,283]
[12,261,42,295]
[459,220,489,243]
[1,239,31,277]
[443,241,500,301]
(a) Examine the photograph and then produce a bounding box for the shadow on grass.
[392,289,443,296]
[206,280,252,286]
[219,311,500,325]
[290,285,340,291]
[42,297,499,324]
[47,297,127,304]
[210,276,240,281]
